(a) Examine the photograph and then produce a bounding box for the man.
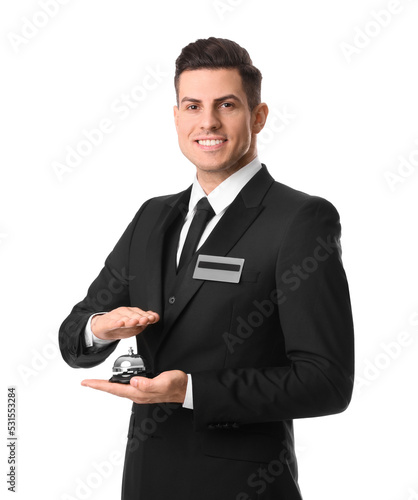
[59,37,354,499]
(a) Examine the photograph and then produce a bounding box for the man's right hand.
[91,307,160,341]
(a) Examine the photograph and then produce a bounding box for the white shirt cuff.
[182,374,193,409]
[84,313,115,348]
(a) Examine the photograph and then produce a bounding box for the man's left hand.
[81,370,188,404]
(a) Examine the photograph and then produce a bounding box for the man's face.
[174,68,264,178]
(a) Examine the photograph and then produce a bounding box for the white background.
[1,1,417,499]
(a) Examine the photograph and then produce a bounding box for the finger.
[112,315,147,328]
[130,376,154,391]
[81,379,138,398]
[119,315,145,326]
[146,311,160,323]
[130,371,171,392]
[129,308,160,323]
[108,308,159,327]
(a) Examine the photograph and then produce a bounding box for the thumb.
[130,376,152,391]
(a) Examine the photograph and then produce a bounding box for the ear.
[251,103,269,135]
[173,105,179,130]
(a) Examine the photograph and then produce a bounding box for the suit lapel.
[160,165,275,341]
[144,186,191,316]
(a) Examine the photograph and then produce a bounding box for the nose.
[200,107,221,131]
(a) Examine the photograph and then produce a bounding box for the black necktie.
[178,197,215,270]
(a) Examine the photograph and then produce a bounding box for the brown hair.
[175,37,262,110]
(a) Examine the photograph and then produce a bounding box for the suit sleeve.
[191,197,354,430]
[58,200,151,369]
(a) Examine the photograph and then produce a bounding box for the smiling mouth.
[196,139,227,146]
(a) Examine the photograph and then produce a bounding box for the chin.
[196,155,233,170]
[196,161,230,173]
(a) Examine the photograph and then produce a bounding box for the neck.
[196,152,257,195]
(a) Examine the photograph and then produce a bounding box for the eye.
[220,102,234,109]
[186,104,199,110]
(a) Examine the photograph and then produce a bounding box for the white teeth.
[198,139,224,146]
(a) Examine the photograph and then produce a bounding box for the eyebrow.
[180,94,242,104]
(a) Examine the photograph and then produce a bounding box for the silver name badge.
[193,254,245,283]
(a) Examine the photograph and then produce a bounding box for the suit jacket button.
[168,296,175,304]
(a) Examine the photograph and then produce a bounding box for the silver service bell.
[109,347,148,384]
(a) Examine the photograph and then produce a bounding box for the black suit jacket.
[59,165,354,499]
